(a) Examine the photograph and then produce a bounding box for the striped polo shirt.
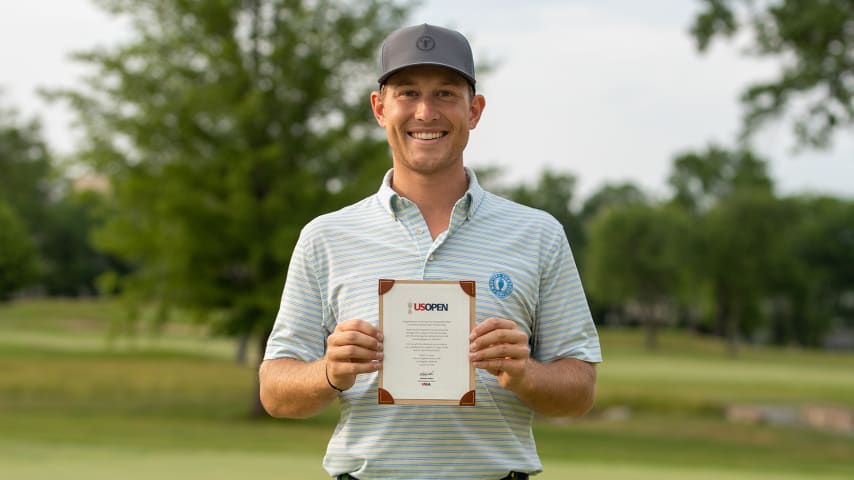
[265,167,601,479]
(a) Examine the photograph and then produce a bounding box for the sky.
[1,0,852,202]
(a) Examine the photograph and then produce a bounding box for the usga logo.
[407,302,449,313]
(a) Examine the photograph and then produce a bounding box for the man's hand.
[325,319,384,391]
[468,317,530,391]
[467,317,597,417]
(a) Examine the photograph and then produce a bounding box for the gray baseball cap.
[378,24,476,88]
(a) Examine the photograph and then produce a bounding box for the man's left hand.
[469,317,530,391]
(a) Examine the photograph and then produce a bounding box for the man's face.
[370,65,485,177]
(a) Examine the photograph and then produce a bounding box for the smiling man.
[259,24,602,480]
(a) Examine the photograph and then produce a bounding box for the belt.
[337,472,529,480]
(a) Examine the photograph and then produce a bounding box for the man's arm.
[469,317,597,417]
[504,356,596,417]
[259,357,338,418]
[259,319,384,418]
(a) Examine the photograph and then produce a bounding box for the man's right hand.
[324,319,384,391]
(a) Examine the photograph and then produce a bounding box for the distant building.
[72,174,110,193]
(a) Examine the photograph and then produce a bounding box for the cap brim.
[378,62,476,87]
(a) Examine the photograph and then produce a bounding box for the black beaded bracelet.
[325,364,345,392]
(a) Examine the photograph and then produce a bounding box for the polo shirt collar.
[378,167,486,220]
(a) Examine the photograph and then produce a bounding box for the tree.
[0,201,38,300]
[576,182,649,323]
[786,196,854,346]
[1,99,119,297]
[668,143,773,213]
[579,182,648,224]
[584,202,695,349]
[691,0,854,148]
[0,103,52,243]
[0,102,53,297]
[699,189,794,354]
[51,0,409,414]
[39,188,124,296]
[667,145,785,353]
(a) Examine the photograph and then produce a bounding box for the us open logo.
[408,301,449,313]
[489,272,514,299]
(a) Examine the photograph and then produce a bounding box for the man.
[259,23,601,479]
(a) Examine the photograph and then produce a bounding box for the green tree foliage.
[700,190,795,354]
[0,103,51,297]
[669,143,773,213]
[1,98,116,297]
[667,145,780,353]
[584,202,695,349]
[0,201,38,300]
[575,182,648,322]
[40,188,123,296]
[579,182,648,224]
[691,0,854,148]
[785,196,854,346]
[0,105,52,240]
[51,0,408,351]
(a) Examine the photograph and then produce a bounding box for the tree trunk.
[714,285,728,338]
[644,304,658,351]
[235,333,250,365]
[716,285,739,357]
[725,314,740,357]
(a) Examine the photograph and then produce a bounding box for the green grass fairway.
[1,298,852,479]
[597,329,854,411]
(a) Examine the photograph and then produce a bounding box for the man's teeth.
[411,132,444,140]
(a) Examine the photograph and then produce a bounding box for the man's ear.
[370,90,385,127]
[469,94,486,129]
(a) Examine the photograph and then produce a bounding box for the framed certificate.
[378,279,476,406]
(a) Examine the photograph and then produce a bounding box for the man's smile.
[409,130,447,140]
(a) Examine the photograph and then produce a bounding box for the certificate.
[378,279,476,406]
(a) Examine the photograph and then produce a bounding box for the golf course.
[1,298,852,479]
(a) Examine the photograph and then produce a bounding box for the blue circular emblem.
[489,272,514,299]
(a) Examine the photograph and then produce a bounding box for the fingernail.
[377,332,384,341]
[377,342,384,351]
[469,343,477,352]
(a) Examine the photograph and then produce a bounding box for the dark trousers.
[337,473,529,480]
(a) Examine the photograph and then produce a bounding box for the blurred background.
[1,1,852,479]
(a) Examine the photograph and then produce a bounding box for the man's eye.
[437,90,454,97]
[400,90,418,97]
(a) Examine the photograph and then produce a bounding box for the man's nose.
[415,97,440,121]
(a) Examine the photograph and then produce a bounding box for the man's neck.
[390,165,469,239]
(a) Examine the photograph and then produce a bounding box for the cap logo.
[416,35,436,51]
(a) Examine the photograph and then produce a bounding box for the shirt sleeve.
[532,225,602,364]
[264,228,330,362]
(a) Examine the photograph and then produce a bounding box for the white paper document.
[378,279,475,405]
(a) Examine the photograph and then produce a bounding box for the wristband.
[325,363,345,392]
